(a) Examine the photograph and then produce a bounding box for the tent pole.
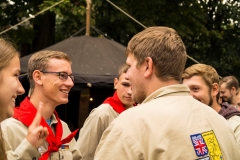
[86,0,92,36]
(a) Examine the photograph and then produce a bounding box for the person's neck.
[29,93,57,120]
[231,96,238,106]
[211,99,222,113]
[146,78,180,97]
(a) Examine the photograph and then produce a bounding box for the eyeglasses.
[40,71,74,82]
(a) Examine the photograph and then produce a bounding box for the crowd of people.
[0,26,240,159]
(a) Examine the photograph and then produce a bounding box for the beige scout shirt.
[95,84,240,160]
[228,115,240,147]
[76,104,119,160]
[1,114,81,160]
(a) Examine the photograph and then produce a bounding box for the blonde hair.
[0,38,18,160]
[0,38,19,71]
[126,26,187,81]
[182,63,220,100]
[28,50,71,93]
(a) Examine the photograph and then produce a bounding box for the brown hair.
[126,26,187,81]
[0,38,18,160]
[28,50,71,94]
[182,64,220,100]
[116,64,129,79]
[220,76,239,91]
[0,38,19,71]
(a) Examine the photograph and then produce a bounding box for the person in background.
[0,38,48,160]
[1,50,81,160]
[182,63,240,146]
[220,76,239,109]
[94,27,240,159]
[76,64,134,160]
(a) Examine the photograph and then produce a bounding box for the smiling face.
[183,75,213,106]
[220,82,234,104]
[125,54,146,104]
[39,58,74,106]
[0,55,25,121]
[114,73,134,109]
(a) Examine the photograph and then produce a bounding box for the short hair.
[220,76,239,90]
[0,38,19,71]
[28,50,71,92]
[182,64,220,100]
[126,26,187,81]
[116,64,129,79]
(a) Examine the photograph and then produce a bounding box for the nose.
[127,86,132,95]
[65,76,74,88]
[17,81,25,95]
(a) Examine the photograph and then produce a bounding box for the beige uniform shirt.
[95,84,240,160]
[228,115,240,147]
[76,104,119,160]
[2,114,81,160]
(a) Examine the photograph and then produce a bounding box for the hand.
[26,102,49,149]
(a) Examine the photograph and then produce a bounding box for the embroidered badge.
[201,131,223,160]
[190,134,208,157]
[190,130,223,160]
[61,145,69,150]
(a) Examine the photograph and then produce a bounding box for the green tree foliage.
[92,0,240,78]
[0,0,240,78]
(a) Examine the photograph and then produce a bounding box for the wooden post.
[86,0,92,36]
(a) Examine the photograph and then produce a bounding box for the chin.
[58,99,69,105]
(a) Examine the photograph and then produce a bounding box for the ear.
[114,78,118,90]
[231,87,237,93]
[33,70,43,86]
[144,57,153,78]
[211,83,219,97]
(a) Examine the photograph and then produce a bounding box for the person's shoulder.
[1,117,23,127]
[228,115,240,123]
[90,103,116,117]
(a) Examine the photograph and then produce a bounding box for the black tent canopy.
[20,35,127,90]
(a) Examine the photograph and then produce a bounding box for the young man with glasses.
[1,50,81,160]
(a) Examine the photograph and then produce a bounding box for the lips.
[60,89,69,94]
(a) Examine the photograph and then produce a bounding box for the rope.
[0,0,66,35]
[106,0,201,64]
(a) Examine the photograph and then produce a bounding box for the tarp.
[20,35,127,90]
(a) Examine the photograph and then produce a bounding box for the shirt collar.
[142,84,190,104]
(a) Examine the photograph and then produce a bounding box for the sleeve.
[75,107,112,160]
[229,116,240,147]
[94,122,138,160]
[1,120,41,160]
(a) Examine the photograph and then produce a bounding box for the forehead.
[3,55,20,71]
[47,58,71,68]
[126,54,136,65]
[118,73,130,83]
[220,82,227,89]
[183,75,207,87]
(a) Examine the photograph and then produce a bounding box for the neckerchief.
[103,91,127,114]
[13,97,78,160]
[219,102,240,119]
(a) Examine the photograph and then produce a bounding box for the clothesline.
[0,0,65,35]
[106,0,201,64]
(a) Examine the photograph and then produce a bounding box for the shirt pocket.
[58,150,73,160]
